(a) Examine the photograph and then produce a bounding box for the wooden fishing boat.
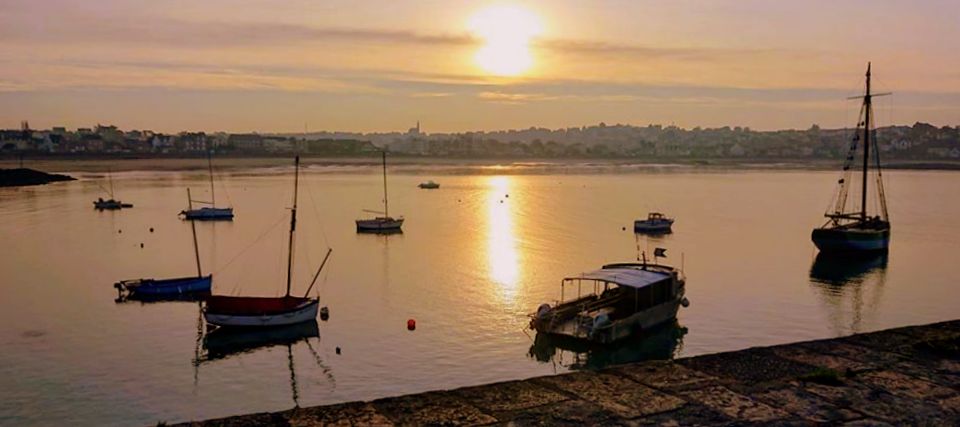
[203,156,331,328]
[634,212,674,234]
[530,254,688,344]
[356,151,404,233]
[115,188,211,297]
[812,63,891,254]
[180,152,234,220]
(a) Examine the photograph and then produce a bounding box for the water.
[1,163,958,425]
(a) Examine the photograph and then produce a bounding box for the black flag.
[654,247,667,258]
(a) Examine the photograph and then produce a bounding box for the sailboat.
[203,156,331,328]
[356,151,404,233]
[812,63,891,254]
[114,188,211,297]
[92,169,133,210]
[180,152,234,220]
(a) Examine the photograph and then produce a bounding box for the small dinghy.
[418,180,440,189]
[115,189,211,298]
[204,156,331,328]
[634,212,674,234]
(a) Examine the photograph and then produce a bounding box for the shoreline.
[175,320,960,426]
[2,155,959,173]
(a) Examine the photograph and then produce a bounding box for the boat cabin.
[531,263,687,343]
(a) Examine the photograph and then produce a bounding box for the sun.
[468,5,543,77]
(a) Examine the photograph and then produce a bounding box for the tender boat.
[634,212,674,233]
[115,189,211,298]
[530,257,688,344]
[356,151,404,233]
[418,180,440,189]
[203,156,332,328]
[180,152,234,220]
[812,63,890,254]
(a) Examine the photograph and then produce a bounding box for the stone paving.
[177,320,960,426]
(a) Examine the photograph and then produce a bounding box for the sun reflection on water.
[486,176,520,302]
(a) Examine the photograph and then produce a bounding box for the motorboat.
[634,212,674,233]
[530,260,688,344]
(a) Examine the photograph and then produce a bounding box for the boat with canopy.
[530,252,688,344]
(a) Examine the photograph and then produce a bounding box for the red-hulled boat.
[203,156,331,328]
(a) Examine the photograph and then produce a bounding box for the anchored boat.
[203,156,331,328]
[530,255,688,344]
[418,180,440,189]
[180,152,234,220]
[93,170,132,210]
[812,63,891,254]
[115,189,211,298]
[634,212,674,234]
[356,151,404,233]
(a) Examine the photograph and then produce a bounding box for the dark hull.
[200,321,319,362]
[812,227,890,253]
[115,275,212,296]
[181,207,234,220]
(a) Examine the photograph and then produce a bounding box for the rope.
[211,214,288,276]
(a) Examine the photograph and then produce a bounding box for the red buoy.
[407,319,416,331]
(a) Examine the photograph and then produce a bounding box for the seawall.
[177,320,960,425]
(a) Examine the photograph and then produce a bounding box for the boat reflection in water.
[528,321,687,371]
[809,253,889,334]
[114,291,210,305]
[195,321,333,407]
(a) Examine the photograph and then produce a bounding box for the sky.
[1,0,958,133]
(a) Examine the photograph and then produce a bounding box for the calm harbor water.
[1,162,958,425]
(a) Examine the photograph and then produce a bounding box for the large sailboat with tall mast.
[180,152,234,220]
[203,156,331,328]
[114,188,211,298]
[356,151,404,233]
[812,63,891,254]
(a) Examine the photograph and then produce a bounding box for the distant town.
[2,120,959,160]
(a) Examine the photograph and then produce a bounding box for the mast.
[381,150,389,217]
[108,168,115,198]
[860,62,872,222]
[207,150,216,207]
[285,156,300,297]
[187,188,202,277]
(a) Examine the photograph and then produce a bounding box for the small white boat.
[203,156,331,328]
[418,180,440,189]
[180,152,234,221]
[634,212,674,233]
[530,260,688,344]
[356,151,404,233]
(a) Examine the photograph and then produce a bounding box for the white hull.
[204,300,319,327]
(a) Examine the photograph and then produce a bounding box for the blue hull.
[181,207,234,220]
[118,275,212,296]
[812,227,890,253]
